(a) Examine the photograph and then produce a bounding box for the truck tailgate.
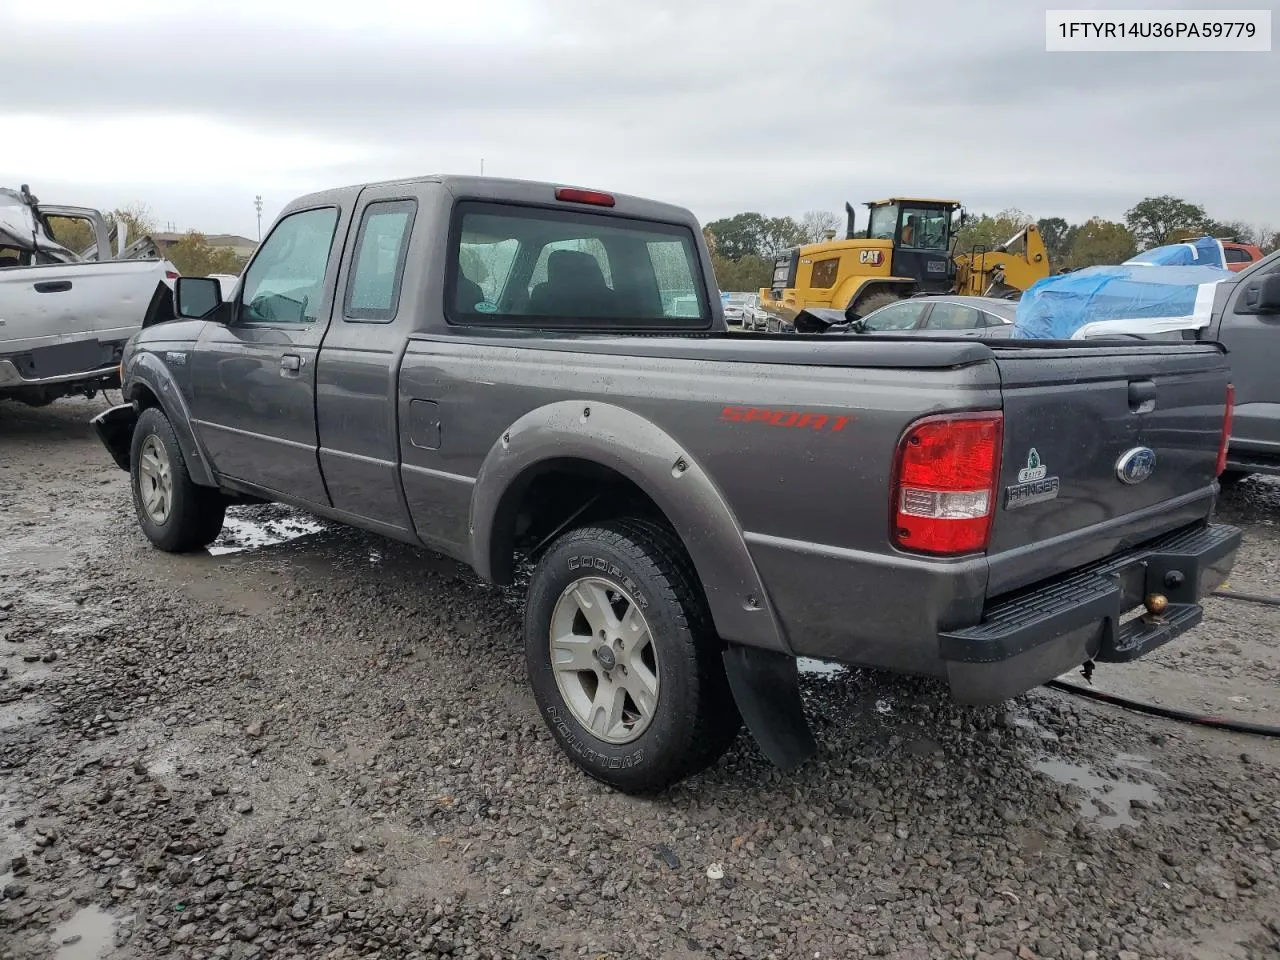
[985,343,1230,597]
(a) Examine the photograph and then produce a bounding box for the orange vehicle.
[1223,240,1264,272]
[1170,233,1264,273]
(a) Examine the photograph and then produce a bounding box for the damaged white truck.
[0,185,177,407]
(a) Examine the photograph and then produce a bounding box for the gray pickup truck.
[91,175,1241,793]
[1171,249,1280,486]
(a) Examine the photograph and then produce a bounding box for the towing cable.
[1045,585,1280,739]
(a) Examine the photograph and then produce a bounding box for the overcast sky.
[3,0,1277,238]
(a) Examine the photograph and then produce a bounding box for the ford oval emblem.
[1116,446,1157,485]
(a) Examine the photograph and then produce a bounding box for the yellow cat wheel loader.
[758,198,1049,323]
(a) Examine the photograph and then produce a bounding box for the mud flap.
[90,403,137,471]
[722,646,817,772]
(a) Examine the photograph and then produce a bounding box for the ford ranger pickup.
[91,175,1241,793]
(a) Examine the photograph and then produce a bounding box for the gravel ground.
[1,398,1278,960]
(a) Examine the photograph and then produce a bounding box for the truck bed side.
[395,333,999,663]
[393,333,1228,675]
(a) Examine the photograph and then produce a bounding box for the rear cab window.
[446,201,711,329]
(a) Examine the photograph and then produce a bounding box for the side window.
[458,239,519,308]
[925,303,982,329]
[648,239,701,317]
[863,301,926,331]
[1225,247,1253,264]
[810,258,840,288]
[344,200,415,322]
[240,207,339,325]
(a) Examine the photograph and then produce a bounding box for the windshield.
[868,203,898,241]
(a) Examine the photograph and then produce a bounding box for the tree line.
[705,196,1280,292]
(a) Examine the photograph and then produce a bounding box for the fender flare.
[469,400,791,655]
[126,352,217,488]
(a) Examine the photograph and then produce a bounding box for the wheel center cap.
[596,645,617,670]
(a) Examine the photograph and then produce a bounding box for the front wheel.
[524,519,741,794]
[848,290,902,319]
[130,407,226,553]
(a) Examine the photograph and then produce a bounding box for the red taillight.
[555,186,615,207]
[891,412,1004,556]
[165,270,179,280]
[1216,384,1234,476]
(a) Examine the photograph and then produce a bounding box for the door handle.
[280,354,303,374]
[34,280,72,293]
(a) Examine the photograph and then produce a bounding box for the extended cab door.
[1212,253,1280,460]
[314,184,424,538]
[189,205,343,505]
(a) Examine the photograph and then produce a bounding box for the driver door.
[189,205,342,505]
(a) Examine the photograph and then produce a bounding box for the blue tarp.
[1124,235,1226,268]
[1012,261,1231,339]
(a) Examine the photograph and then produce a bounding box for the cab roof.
[278,175,699,227]
[865,197,962,207]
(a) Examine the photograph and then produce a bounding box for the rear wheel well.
[488,459,684,586]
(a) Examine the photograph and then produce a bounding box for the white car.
[722,292,760,327]
[207,273,240,300]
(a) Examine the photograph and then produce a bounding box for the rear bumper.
[90,402,138,471]
[942,522,1241,704]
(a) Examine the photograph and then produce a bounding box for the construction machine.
[758,198,1050,321]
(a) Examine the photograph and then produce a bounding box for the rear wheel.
[849,290,902,319]
[524,519,741,794]
[130,407,226,553]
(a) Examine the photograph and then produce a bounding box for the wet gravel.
[1,398,1279,960]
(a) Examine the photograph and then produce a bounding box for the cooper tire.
[525,519,741,794]
[130,406,226,553]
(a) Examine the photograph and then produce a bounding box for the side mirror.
[849,317,867,333]
[175,276,223,320]
[1256,274,1280,314]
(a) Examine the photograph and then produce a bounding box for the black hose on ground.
[1041,586,1280,736]
[1046,679,1280,738]
[1211,588,1280,608]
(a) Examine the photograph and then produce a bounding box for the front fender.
[469,401,791,655]
[126,352,216,488]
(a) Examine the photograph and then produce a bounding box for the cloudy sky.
[3,0,1276,238]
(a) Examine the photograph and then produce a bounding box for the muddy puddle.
[0,698,52,732]
[797,657,846,676]
[51,905,120,960]
[1033,757,1162,829]
[207,506,328,556]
